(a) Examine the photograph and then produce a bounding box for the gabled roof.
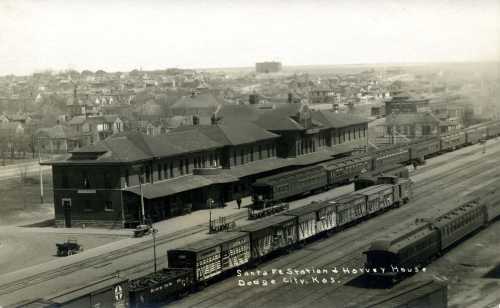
[216,104,261,123]
[312,110,369,128]
[171,122,279,146]
[253,103,306,131]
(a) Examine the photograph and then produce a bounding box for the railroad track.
[2,141,499,301]
[171,154,500,307]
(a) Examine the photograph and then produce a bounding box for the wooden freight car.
[167,232,251,283]
[331,194,367,228]
[238,215,297,262]
[355,184,396,215]
[281,206,318,242]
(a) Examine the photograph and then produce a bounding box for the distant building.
[256,61,282,74]
[385,95,431,115]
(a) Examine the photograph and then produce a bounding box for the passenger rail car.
[465,124,487,145]
[320,154,372,185]
[371,145,410,170]
[439,131,466,152]
[364,180,500,284]
[407,137,440,164]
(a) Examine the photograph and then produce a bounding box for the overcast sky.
[0,0,498,75]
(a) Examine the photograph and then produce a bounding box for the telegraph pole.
[37,137,44,204]
[139,175,145,225]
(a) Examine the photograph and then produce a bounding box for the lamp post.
[208,197,214,233]
[37,136,44,204]
[139,174,145,225]
[151,226,158,274]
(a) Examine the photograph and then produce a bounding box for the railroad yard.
[0,137,498,307]
[167,140,500,308]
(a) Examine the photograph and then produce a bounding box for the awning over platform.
[125,175,214,199]
[124,171,240,199]
[225,158,292,178]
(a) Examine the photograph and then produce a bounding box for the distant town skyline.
[1,0,498,76]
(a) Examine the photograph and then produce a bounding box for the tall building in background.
[255,61,282,73]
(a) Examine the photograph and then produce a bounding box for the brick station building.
[44,103,369,228]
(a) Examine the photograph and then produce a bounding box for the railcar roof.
[282,204,319,217]
[47,276,129,304]
[355,184,394,195]
[172,231,248,253]
[254,164,323,184]
[238,215,295,232]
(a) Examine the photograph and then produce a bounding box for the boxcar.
[465,124,487,145]
[281,206,318,242]
[439,131,466,152]
[331,194,367,227]
[128,269,193,307]
[167,232,251,283]
[310,200,338,234]
[321,154,372,185]
[252,165,327,203]
[40,276,129,308]
[355,184,396,215]
[408,137,440,164]
[238,215,297,260]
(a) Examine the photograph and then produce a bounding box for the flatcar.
[364,180,500,284]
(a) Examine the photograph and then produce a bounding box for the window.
[241,149,245,164]
[170,163,174,177]
[163,164,168,179]
[250,147,254,162]
[157,165,162,180]
[233,151,237,166]
[125,169,129,187]
[179,160,184,175]
[185,159,189,173]
[258,145,262,160]
[104,201,113,212]
[267,145,271,157]
[82,171,90,188]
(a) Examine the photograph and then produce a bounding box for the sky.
[0,0,499,75]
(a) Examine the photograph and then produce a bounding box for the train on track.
[248,120,500,218]
[364,180,500,285]
[124,176,413,307]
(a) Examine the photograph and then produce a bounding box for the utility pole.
[208,198,214,233]
[37,136,44,204]
[139,175,145,225]
[152,226,158,274]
